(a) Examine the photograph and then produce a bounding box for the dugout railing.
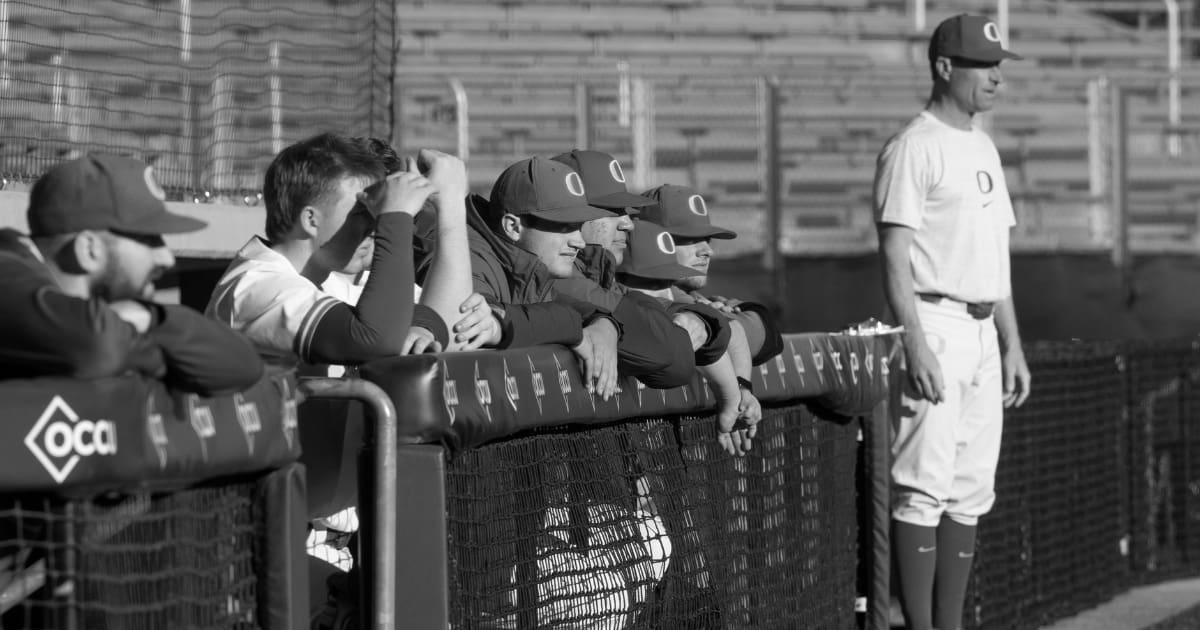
[355,331,902,630]
[346,333,1200,630]
[0,369,405,630]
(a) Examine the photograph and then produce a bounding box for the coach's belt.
[917,293,995,320]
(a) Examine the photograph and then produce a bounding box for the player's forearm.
[879,226,924,345]
[301,209,374,287]
[349,213,416,351]
[727,319,753,380]
[993,296,1023,354]
[698,352,739,410]
[417,195,473,350]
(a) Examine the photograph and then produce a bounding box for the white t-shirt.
[205,237,364,372]
[874,111,1016,303]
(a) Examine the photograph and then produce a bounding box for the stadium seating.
[390,0,1200,253]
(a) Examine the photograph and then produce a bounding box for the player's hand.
[714,385,750,457]
[358,171,435,216]
[572,318,619,400]
[452,293,502,350]
[109,300,153,333]
[737,388,762,442]
[401,327,443,355]
[904,333,945,404]
[416,149,468,201]
[705,294,744,314]
[672,312,708,351]
[1002,345,1031,408]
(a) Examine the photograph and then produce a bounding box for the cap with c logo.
[27,154,206,237]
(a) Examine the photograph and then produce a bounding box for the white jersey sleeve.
[874,131,934,229]
[205,239,343,367]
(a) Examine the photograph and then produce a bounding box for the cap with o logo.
[637,184,736,240]
[551,149,654,212]
[617,220,703,281]
[928,14,1022,64]
[27,154,206,238]
[488,157,614,225]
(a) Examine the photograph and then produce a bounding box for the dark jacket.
[558,245,731,377]
[414,196,610,349]
[671,287,784,366]
[0,229,263,395]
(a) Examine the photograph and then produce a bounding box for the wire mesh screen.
[0,481,260,629]
[965,342,1127,630]
[1,0,394,199]
[1126,340,1200,582]
[444,406,862,629]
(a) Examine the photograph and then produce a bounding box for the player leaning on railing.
[874,14,1033,630]
[548,150,709,391]
[0,154,263,394]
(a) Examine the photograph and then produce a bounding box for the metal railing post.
[298,377,398,630]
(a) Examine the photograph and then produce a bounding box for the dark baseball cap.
[488,157,614,224]
[28,154,205,238]
[638,184,736,240]
[550,150,653,212]
[929,14,1022,64]
[618,220,701,281]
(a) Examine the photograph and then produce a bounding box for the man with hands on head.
[616,221,761,457]
[0,154,263,394]
[207,133,471,372]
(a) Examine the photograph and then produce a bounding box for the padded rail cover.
[0,369,302,494]
[360,332,900,450]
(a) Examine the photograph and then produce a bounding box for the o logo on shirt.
[983,22,1001,43]
[608,159,626,184]
[687,194,708,216]
[976,171,994,194]
[564,171,586,197]
[656,231,676,255]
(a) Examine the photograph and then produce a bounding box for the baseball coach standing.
[873,14,1032,630]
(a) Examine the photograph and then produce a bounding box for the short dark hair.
[263,132,386,243]
[362,137,405,174]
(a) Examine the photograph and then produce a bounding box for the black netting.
[0,481,259,629]
[966,342,1127,630]
[1127,341,1200,582]
[1,0,393,199]
[445,406,862,629]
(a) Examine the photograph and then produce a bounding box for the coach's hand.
[573,318,619,400]
[1002,346,1031,408]
[904,334,944,404]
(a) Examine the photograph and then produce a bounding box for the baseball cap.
[618,221,701,281]
[488,157,614,224]
[28,154,205,237]
[929,14,1022,64]
[638,184,736,240]
[550,150,653,212]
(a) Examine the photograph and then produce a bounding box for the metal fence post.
[759,75,785,322]
[298,378,398,630]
